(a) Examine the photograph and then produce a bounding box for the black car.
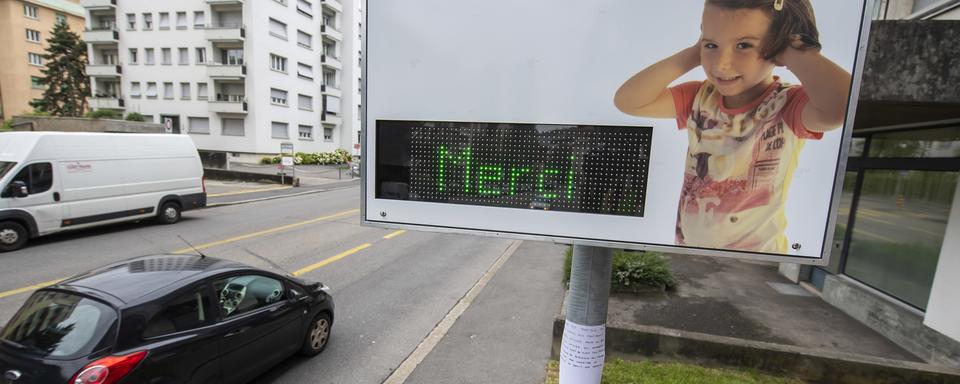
[0,255,334,384]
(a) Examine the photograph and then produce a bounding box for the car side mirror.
[9,181,28,198]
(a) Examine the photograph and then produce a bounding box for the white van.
[0,132,206,252]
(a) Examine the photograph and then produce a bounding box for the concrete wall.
[924,180,960,342]
[859,21,960,103]
[11,115,165,133]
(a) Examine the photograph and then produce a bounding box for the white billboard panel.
[363,0,872,264]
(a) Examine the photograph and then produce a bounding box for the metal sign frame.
[361,0,874,266]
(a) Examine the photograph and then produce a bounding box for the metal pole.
[559,245,613,384]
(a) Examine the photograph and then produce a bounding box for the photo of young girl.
[613,0,853,253]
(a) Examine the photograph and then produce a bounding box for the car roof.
[53,255,251,305]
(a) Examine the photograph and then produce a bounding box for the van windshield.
[0,162,14,180]
[0,290,117,360]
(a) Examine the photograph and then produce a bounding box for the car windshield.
[0,290,117,360]
[0,161,15,180]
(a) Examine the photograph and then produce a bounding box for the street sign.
[280,142,294,155]
[363,0,872,264]
[281,156,294,166]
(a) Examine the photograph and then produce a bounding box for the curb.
[551,318,960,384]
[205,179,360,208]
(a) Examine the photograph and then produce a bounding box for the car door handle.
[53,192,60,202]
[224,327,250,338]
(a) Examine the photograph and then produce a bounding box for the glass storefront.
[828,126,960,310]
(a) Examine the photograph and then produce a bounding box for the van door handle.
[53,192,61,202]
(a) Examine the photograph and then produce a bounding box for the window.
[26,29,40,43]
[146,82,158,98]
[298,94,313,111]
[273,0,287,5]
[158,12,170,29]
[145,48,155,65]
[24,4,38,19]
[127,14,136,29]
[222,118,244,136]
[5,163,53,195]
[28,53,43,66]
[163,83,173,100]
[130,82,142,97]
[299,125,313,140]
[143,13,153,30]
[213,275,285,317]
[161,48,172,65]
[178,48,189,65]
[322,11,336,29]
[324,95,340,115]
[270,88,288,106]
[324,127,334,142]
[56,13,66,25]
[176,12,187,29]
[270,54,287,73]
[0,291,116,360]
[197,82,208,99]
[30,76,44,89]
[268,18,287,39]
[128,48,138,64]
[271,122,289,139]
[323,69,337,89]
[297,63,314,80]
[189,117,209,134]
[180,82,190,99]
[196,48,206,64]
[297,30,312,49]
[323,40,337,59]
[143,287,212,338]
[193,11,205,28]
[297,0,313,17]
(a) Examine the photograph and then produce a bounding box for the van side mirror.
[9,181,28,198]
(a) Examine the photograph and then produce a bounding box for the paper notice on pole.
[559,320,605,384]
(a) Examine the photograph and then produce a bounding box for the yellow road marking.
[173,209,359,254]
[383,230,406,239]
[0,278,65,300]
[0,209,360,300]
[207,185,292,197]
[292,243,371,277]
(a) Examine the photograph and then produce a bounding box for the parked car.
[0,132,207,252]
[0,254,334,384]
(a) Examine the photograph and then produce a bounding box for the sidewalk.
[204,163,361,206]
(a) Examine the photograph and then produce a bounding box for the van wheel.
[0,222,28,252]
[157,202,182,224]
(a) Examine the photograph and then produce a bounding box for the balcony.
[86,64,122,78]
[320,0,342,13]
[320,24,342,41]
[206,0,243,5]
[207,64,246,80]
[321,55,342,71]
[89,97,124,110]
[209,95,247,114]
[84,28,119,44]
[321,112,341,125]
[80,0,116,10]
[205,24,245,43]
[320,84,341,98]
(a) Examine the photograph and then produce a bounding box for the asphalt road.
[0,186,565,383]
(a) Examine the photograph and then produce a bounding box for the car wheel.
[301,312,332,356]
[157,202,181,224]
[0,221,28,252]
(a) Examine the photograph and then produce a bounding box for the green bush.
[1,120,12,131]
[124,112,145,122]
[564,247,676,292]
[27,111,51,116]
[85,109,122,119]
[260,149,354,165]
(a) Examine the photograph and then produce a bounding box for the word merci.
[436,146,574,199]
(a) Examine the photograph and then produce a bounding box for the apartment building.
[80,0,362,160]
[0,0,85,120]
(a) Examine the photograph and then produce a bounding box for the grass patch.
[544,359,803,384]
[1,120,12,131]
[564,247,676,292]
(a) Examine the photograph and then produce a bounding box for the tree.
[30,21,89,117]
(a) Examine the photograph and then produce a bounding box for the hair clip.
[774,0,784,11]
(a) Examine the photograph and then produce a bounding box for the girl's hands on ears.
[774,34,822,67]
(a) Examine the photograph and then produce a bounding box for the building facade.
[781,0,960,368]
[80,0,362,161]
[0,0,85,121]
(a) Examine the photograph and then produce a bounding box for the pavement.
[205,163,360,206]
[200,168,959,383]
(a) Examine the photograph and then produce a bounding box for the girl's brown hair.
[706,0,821,60]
